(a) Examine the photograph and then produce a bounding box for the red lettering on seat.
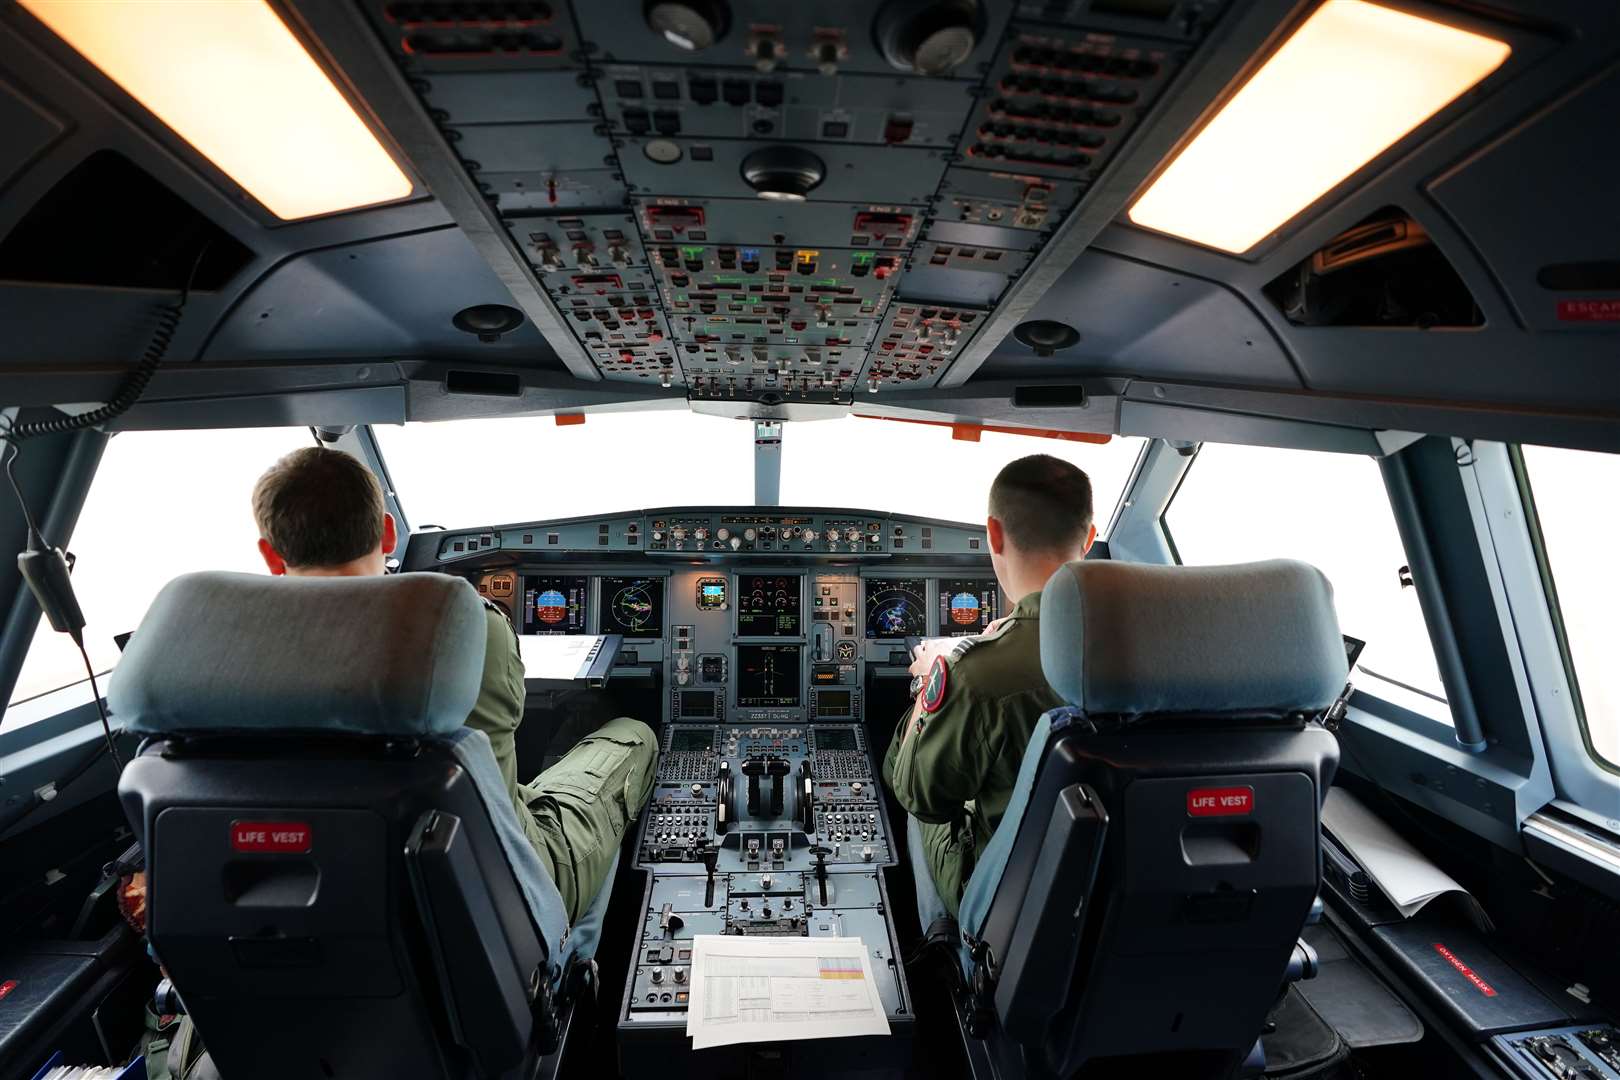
[1187,786,1254,816]
[230,821,311,853]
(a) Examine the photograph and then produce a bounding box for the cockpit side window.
[4,427,310,725]
[1162,441,1451,723]
[1518,445,1620,773]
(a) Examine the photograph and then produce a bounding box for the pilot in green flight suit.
[883,454,1098,920]
[250,447,656,923]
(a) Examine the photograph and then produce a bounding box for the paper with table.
[684,935,891,1049]
[1322,787,1492,929]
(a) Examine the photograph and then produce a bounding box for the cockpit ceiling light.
[20,0,413,221]
[1126,0,1509,254]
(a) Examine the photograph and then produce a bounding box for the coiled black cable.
[5,241,208,442]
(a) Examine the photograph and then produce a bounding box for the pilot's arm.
[882,655,995,825]
[462,601,528,795]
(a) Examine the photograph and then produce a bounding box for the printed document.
[685,935,890,1049]
[517,634,600,681]
[1323,787,1490,927]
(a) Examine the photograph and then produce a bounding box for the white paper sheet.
[1323,787,1489,927]
[685,935,891,1049]
[516,634,600,681]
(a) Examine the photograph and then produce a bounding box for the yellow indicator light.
[21,0,413,221]
[796,249,820,262]
[1127,0,1509,254]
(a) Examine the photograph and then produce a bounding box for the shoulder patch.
[921,655,950,714]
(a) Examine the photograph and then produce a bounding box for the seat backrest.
[109,572,571,1080]
[957,560,1344,1079]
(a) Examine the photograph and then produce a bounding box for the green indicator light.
[852,252,874,264]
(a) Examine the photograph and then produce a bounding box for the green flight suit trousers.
[516,715,658,923]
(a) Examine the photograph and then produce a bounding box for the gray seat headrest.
[108,571,488,737]
[1039,559,1346,718]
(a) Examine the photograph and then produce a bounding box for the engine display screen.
[736,644,801,708]
[815,726,858,750]
[670,726,715,751]
[939,579,999,635]
[737,575,801,637]
[600,576,665,637]
[814,690,854,719]
[865,578,927,639]
[522,576,589,634]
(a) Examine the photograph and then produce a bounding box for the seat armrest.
[992,783,1108,1043]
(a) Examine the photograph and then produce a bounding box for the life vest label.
[230,821,312,853]
[1187,786,1254,816]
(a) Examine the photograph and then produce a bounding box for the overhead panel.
[364,0,1229,401]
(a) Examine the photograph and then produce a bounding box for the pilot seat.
[109,571,617,1080]
[910,559,1345,1079]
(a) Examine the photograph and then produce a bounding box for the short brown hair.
[988,454,1094,554]
[251,447,385,568]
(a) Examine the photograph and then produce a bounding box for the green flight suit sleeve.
[886,666,995,825]
[462,605,527,796]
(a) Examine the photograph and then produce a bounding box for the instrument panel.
[434,508,1007,727]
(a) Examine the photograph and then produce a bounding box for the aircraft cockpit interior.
[1,1,1618,1078]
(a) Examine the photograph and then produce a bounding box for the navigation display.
[737,574,801,637]
[939,579,999,635]
[865,578,927,639]
[600,576,665,637]
[736,644,801,708]
[522,576,589,634]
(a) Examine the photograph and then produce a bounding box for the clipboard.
[517,633,623,689]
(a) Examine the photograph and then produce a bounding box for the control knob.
[717,528,731,540]
[844,527,860,542]
[803,530,817,542]
[644,1,730,52]
[651,967,664,984]
[675,968,687,984]
[672,527,687,541]
[651,530,664,541]
[695,527,709,540]
[729,537,742,550]
[744,528,757,541]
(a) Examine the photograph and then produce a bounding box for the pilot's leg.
[915,818,967,922]
[519,716,657,923]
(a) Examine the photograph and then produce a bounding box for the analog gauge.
[865,578,927,639]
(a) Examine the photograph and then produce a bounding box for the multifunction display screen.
[815,726,858,750]
[939,579,999,635]
[522,576,589,634]
[670,726,715,751]
[737,575,801,637]
[600,576,665,637]
[865,578,927,639]
[736,644,801,708]
[814,690,854,719]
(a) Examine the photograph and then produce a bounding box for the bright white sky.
[1166,442,1450,719]
[4,417,1614,772]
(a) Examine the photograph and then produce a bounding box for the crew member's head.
[251,447,396,577]
[986,454,1096,600]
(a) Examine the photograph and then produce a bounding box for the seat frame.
[120,733,578,1080]
[940,708,1339,1080]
